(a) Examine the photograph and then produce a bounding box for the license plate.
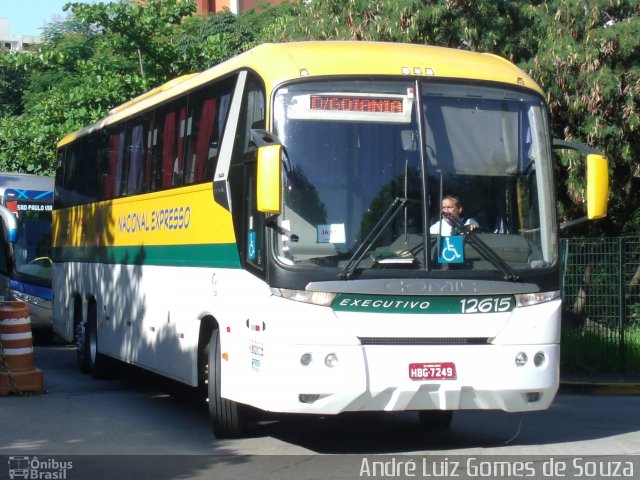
[409,362,457,381]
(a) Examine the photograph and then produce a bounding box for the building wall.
[196,0,281,14]
[0,17,41,52]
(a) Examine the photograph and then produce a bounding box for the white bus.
[53,42,608,437]
[0,173,54,336]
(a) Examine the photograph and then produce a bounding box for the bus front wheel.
[207,328,245,438]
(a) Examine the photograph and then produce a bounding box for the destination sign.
[310,95,404,114]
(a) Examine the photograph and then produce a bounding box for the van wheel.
[418,410,453,430]
[206,328,244,438]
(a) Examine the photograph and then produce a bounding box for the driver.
[430,195,479,236]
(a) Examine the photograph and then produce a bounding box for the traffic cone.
[0,301,44,395]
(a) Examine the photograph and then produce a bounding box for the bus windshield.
[13,209,53,283]
[272,79,557,275]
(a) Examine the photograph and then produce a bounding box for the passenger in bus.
[429,195,479,236]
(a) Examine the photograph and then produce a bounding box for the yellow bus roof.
[58,41,543,148]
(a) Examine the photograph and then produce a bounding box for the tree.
[523,0,640,235]
[280,0,639,235]
[176,10,256,72]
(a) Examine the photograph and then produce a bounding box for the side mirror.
[586,153,608,220]
[0,206,18,243]
[257,144,282,214]
[552,139,609,223]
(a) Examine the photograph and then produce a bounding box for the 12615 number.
[460,297,513,314]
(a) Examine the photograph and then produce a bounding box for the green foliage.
[0,0,252,176]
[523,0,640,235]
[177,11,256,71]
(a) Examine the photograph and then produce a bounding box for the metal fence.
[560,237,640,374]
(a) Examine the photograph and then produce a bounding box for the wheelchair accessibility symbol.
[438,236,464,264]
[247,231,257,261]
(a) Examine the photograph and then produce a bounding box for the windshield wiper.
[338,197,408,280]
[441,212,520,282]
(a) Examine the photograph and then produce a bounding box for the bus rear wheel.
[75,319,90,373]
[418,410,453,430]
[206,328,245,438]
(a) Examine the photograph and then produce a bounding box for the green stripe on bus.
[332,294,515,314]
[52,243,241,268]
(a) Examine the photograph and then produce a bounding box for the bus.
[52,42,608,437]
[0,173,54,337]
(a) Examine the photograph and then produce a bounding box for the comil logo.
[8,456,73,479]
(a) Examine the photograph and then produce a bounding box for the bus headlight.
[273,288,336,307]
[514,290,560,308]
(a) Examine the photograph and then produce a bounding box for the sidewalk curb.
[559,380,640,395]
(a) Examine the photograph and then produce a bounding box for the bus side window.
[0,226,10,275]
[64,143,81,206]
[104,127,125,199]
[156,99,188,189]
[80,136,99,204]
[54,149,66,209]
[122,115,151,196]
[233,77,265,158]
[183,77,235,185]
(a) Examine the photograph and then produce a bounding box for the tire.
[86,300,109,379]
[418,410,454,430]
[207,328,245,438]
[75,313,90,374]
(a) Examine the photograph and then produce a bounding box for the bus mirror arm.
[0,205,18,243]
[265,215,299,242]
[559,216,588,231]
[251,129,281,148]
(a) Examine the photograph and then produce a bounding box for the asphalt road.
[1,339,639,479]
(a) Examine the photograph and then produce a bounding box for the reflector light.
[325,353,338,368]
[300,353,312,366]
[526,392,541,402]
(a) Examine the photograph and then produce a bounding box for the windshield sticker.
[317,224,346,244]
[438,236,464,264]
[247,231,256,260]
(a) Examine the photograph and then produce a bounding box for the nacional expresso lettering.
[118,206,191,233]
